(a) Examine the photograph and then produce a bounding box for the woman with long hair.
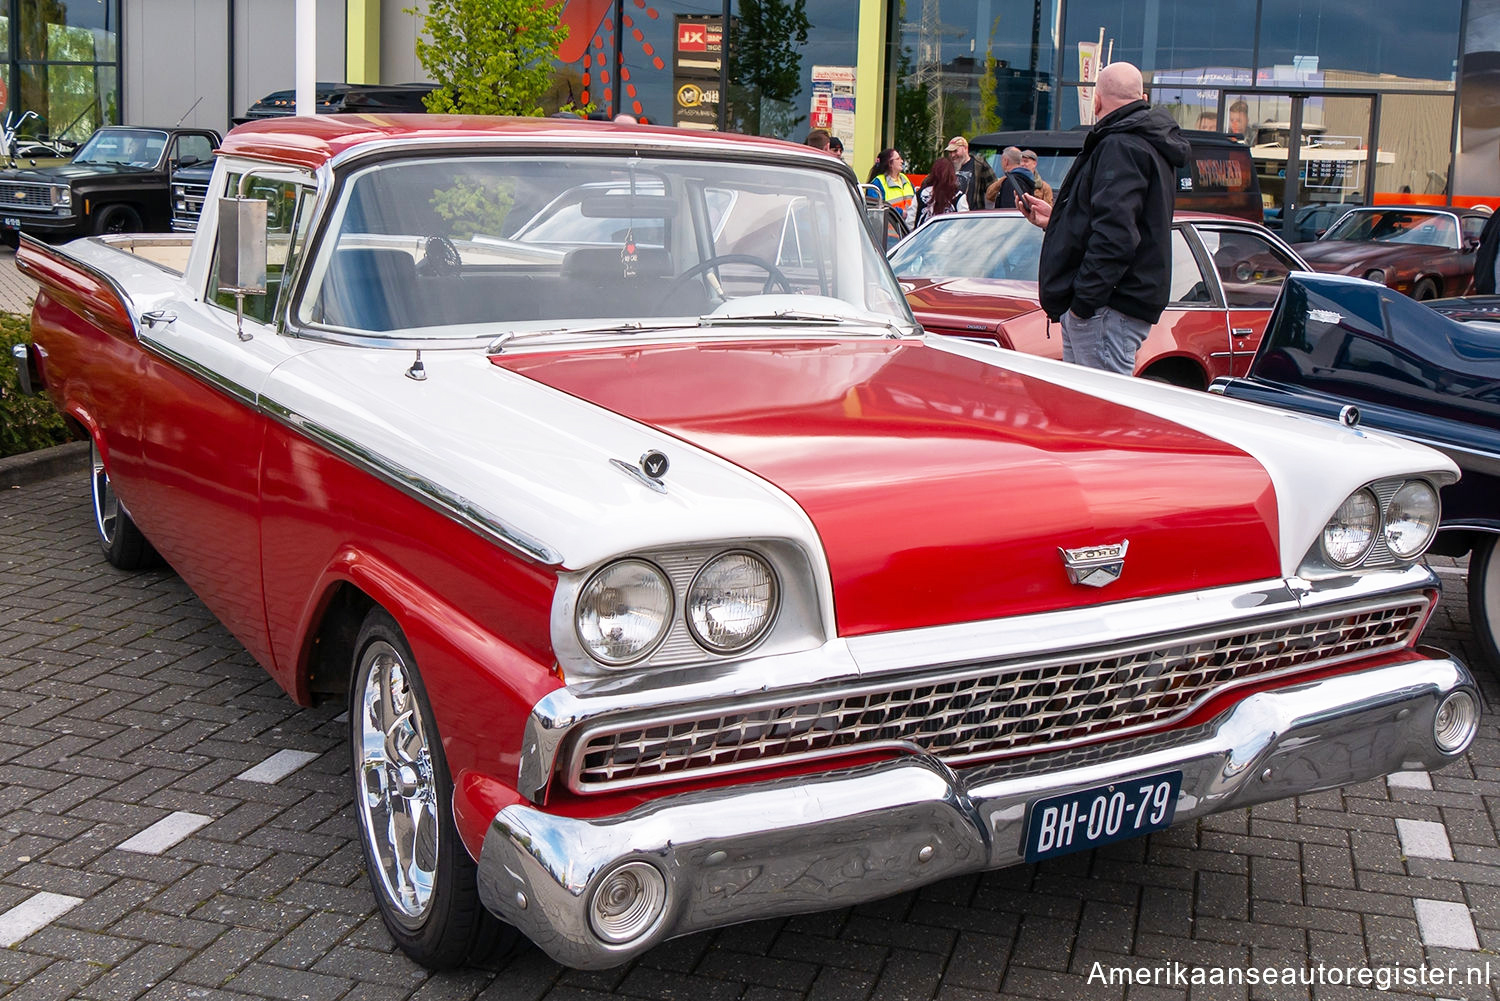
[915,155,967,226]
[867,148,916,225]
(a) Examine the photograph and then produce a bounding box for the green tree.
[406,0,569,117]
[976,18,1002,135]
[893,47,934,169]
[728,0,811,137]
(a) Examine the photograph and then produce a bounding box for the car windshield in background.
[888,214,1044,282]
[73,129,168,168]
[296,154,911,339]
[1322,210,1459,249]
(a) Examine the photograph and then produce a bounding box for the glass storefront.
[885,0,1470,213]
[6,0,120,143]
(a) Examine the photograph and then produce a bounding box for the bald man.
[1020,62,1190,374]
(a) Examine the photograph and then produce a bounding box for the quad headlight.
[686,551,779,653]
[1383,480,1440,559]
[575,559,673,665]
[1315,479,1440,572]
[1322,488,1379,568]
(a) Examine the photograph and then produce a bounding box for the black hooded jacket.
[1037,101,1191,323]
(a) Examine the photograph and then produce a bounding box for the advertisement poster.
[810,65,856,162]
[673,15,723,130]
[1077,42,1099,126]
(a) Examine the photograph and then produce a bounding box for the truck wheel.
[92,204,141,235]
[1469,536,1500,670]
[349,608,511,969]
[90,440,159,569]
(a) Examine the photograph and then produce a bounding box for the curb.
[0,439,88,489]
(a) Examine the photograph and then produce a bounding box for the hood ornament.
[1060,540,1128,588]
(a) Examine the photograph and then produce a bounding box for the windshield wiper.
[697,309,914,339]
[487,319,698,353]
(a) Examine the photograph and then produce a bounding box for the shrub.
[0,312,73,458]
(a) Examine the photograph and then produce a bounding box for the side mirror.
[217,196,267,296]
[178,154,201,167]
[217,196,267,341]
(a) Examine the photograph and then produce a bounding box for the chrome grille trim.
[566,594,1430,793]
[0,180,56,212]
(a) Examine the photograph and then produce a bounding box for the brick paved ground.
[0,247,38,315]
[3,469,1500,1001]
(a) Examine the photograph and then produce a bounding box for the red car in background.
[1292,205,1492,301]
[890,210,1310,390]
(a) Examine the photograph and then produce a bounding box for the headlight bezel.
[555,540,822,677]
[1321,487,1380,569]
[1301,476,1443,578]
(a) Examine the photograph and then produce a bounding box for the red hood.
[494,340,1279,635]
[1292,240,1436,272]
[902,277,1043,335]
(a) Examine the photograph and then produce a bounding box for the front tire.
[92,204,141,236]
[1469,536,1500,670]
[1412,278,1439,301]
[90,440,158,569]
[349,608,509,969]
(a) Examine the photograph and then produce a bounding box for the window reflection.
[1257,0,1461,90]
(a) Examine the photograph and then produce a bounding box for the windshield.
[73,128,168,168]
[296,154,913,339]
[888,213,1044,282]
[1322,210,1459,249]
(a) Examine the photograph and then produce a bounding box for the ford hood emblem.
[1059,541,1128,588]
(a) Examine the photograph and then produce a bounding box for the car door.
[127,170,316,672]
[1192,223,1304,378]
[1132,226,1230,387]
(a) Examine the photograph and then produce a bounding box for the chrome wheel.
[91,441,118,546]
[356,639,440,927]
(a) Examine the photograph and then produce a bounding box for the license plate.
[2,217,19,229]
[1024,770,1182,862]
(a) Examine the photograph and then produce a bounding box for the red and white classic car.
[10,116,1479,970]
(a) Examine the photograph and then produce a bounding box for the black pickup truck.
[0,125,220,243]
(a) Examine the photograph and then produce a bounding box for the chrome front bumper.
[477,653,1475,968]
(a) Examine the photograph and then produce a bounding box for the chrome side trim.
[138,335,258,406]
[258,397,562,566]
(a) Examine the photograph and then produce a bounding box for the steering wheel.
[417,235,462,277]
[665,253,795,304]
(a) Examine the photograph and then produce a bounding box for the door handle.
[1231,328,1254,338]
[140,309,176,328]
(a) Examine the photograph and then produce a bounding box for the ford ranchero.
[8,115,1480,970]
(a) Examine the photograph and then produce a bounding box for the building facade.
[41,0,1499,215]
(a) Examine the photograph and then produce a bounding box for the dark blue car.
[1212,273,1500,667]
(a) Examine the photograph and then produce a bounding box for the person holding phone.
[1019,61,1189,374]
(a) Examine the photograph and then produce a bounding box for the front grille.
[568,596,1428,793]
[172,181,209,230]
[0,180,55,213]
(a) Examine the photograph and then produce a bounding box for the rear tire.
[349,608,512,969]
[1468,536,1500,671]
[1412,278,1439,301]
[90,440,158,570]
[92,204,141,236]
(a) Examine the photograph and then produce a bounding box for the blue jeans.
[1060,306,1151,375]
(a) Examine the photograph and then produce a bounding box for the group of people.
[865,138,1054,228]
[863,61,1190,377]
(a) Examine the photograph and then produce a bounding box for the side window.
[1197,226,1299,309]
[1168,229,1211,304]
[1463,215,1487,245]
[208,175,312,326]
[176,134,215,165]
